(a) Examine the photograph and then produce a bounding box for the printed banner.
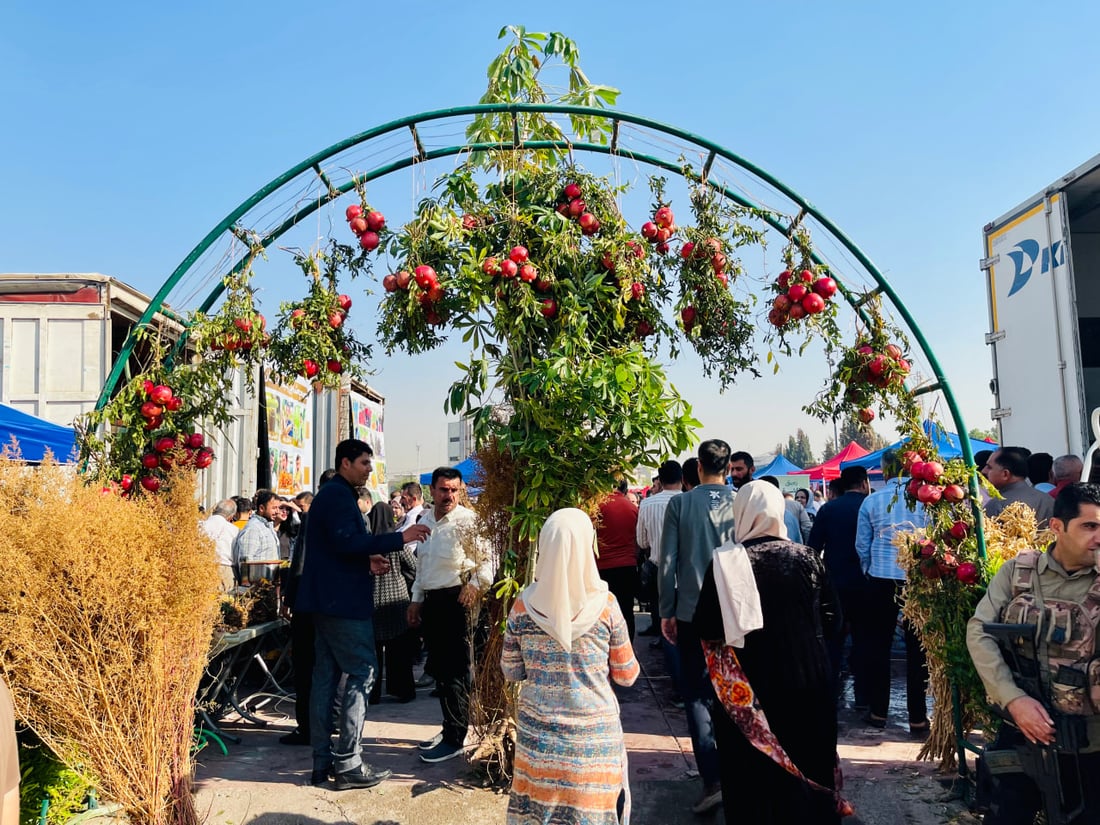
[351,392,386,498]
[265,378,313,495]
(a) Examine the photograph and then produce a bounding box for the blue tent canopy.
[0,403,77,463]
[755,454,803,476]
[840,421,997,471]
[419,455,483,487]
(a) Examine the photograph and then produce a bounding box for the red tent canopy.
[790,441,870,481]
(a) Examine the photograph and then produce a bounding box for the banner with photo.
[351,392,386,497]
[265,377,313,496]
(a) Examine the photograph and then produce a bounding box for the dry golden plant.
[0,459,221,825]
[900,502,1050,770]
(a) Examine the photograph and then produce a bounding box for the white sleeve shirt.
[410,505,494,602]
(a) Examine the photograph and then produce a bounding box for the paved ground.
[192,616,980,824]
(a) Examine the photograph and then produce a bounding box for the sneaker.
[418,731,444,750]
[691,783,723,813]
[419,740,465,763]
[333,765,392,790]
[279,729,310,746]
[414,673,435,688]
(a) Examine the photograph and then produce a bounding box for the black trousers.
[290,611,315,735]
[598,564,638,641]
[369,628,417,703]
[864,577,927,723]
[982,725,1100,825]
[826,584,872,705]
[422,586,471,746]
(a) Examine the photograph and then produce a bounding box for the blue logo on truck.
[1005,239,1064,296]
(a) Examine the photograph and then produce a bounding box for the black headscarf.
[368,500,396,536]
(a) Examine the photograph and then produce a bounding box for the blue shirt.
[855,479,927,581]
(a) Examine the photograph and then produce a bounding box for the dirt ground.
[191,616,980,824]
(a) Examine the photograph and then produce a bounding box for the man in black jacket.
[296,440,430,790]
[807,465,869,706]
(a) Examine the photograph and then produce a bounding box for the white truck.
[981,156,1100,470]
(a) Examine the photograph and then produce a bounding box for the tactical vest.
[1001,551,1100,715]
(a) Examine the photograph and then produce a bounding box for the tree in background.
[838,414,890,453]
[780,429,816,467]
[968,426,998,442]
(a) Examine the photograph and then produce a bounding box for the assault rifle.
[982,622,1087,825]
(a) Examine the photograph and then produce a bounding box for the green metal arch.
[99,102,976,474]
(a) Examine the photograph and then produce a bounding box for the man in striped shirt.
[855,450,929,733]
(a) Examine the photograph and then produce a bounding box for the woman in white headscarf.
[693,480,847,824]
[502,508,640,825]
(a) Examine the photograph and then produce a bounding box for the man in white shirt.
[637,460,682,636]
[397,482,426,532]
[407,467,493,763]
[201,499,239,592]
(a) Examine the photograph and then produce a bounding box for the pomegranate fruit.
[801,293,826,314]
[956,562,979,585]
[812,277,837,299]
[414,265,438,289]
[943,484,966,502]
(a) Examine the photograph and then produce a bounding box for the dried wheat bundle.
[0,459,220,825]
[899,503,1050,770]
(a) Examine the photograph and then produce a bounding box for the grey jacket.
[658,484,737,622]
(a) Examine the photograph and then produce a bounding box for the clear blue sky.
[4,2,1100,476]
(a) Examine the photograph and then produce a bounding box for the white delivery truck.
[981,156,1100,466]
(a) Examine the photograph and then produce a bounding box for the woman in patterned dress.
[694,480,845,824]
[502,508,640,825]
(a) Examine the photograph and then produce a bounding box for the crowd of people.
[201,437,1098,824]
